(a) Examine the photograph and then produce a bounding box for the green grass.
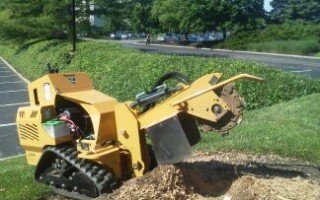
[195,93,320,164]
[0,156,50,200]
[215,22,320,55]
[0,39,319,110]
[247,40,320,55]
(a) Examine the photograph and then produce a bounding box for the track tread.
[36,145,117,198]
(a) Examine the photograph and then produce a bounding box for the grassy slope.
[195,93,320,164]
[247,40,320,55]
[216,23,320,55]
[0,157,50,200]
[0,39,319,111]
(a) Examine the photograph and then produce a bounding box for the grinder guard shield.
[146,114,201,165]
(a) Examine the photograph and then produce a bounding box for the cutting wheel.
[199,83,245,134]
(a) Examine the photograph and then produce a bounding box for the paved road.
[0,58,26,159]
[118,41,320,79]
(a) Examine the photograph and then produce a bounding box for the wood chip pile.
[100,165,198,200]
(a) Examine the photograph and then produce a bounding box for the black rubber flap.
[146,115,191,165]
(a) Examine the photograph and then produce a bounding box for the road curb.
[147,43,320,60]
[108,39,320,61]
[0,154,25,161]
[0,55,30,83]
[212,48,320,60]
[80,37,320,60]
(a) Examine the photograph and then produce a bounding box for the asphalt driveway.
[0,58,27,159]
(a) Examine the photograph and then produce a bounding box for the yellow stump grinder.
[16,71,262,198]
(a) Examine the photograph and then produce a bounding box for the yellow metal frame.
[113,73,263,177]
[172,74,263,106]
[17,72,263,180]
[137,73,263,129]
[17,105,72,165]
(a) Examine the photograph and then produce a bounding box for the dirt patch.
[43,152,320,200]
[225,176,319,200]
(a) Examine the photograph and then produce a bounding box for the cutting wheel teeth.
[204,83,244,133]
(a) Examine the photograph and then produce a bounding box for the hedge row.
[0,39,319,110]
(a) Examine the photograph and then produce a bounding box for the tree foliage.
[270,0,320,23]
[0,0,99,40]
[0,0,73,40]
[228,0,265,30]
[131,0,157,33]
[93,0,135,33]
[151,0,264,34]
[0,0,317,41]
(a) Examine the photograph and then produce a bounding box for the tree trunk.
[222,28,227,41]
[85,0,92,36]
[184,33,189,43]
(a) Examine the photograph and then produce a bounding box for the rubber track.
[41,146,117,197]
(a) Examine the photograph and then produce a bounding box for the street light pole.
[72,0,76,52]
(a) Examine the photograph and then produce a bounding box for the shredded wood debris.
[46,152,320,200]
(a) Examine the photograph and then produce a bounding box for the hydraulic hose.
[141,72,192,112]
[151,71,192,90]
